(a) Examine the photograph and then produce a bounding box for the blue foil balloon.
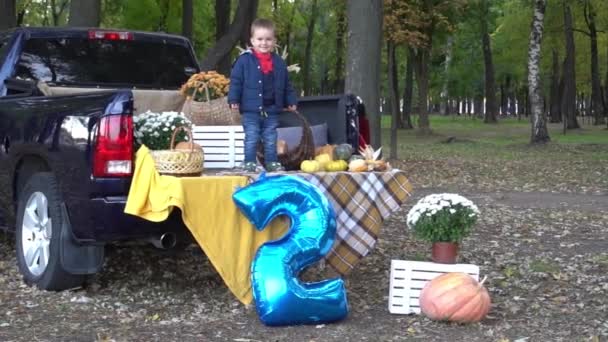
[232,174,349,326]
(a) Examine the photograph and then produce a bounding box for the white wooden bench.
[388,260,480,315]
[192,125,244,168]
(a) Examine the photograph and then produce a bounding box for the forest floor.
[0,117,607,342]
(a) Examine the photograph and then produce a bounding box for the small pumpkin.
[419,272,491,323]
[315,144,335,158]
[333,143,353,161]
[314,153,332,170]
[174,141,203,152]
[348,154,364,163]
[300,160,321,173]
[325,160,348,172]
[348,159,368,172]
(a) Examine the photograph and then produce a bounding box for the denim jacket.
[227,50,297,113]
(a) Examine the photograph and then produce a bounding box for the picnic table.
[125,146,413,304]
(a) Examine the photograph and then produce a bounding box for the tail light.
[88,30,133,41]
[93,115,133,177]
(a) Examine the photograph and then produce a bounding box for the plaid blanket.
[249,170,413,275]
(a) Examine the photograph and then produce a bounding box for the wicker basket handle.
[190,83,212,103]
[169,126,195,152]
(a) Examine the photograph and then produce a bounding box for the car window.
[14,37,198,89]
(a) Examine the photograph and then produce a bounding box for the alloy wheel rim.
[21,192,52,276]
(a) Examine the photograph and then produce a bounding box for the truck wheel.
[15,172,85,290]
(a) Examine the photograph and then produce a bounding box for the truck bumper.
[73,196,187,243]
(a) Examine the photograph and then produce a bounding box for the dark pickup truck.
[0,27,360,291]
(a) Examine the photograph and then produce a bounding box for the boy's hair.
[251,18,276,36]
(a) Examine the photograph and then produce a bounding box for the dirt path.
[417,188,608,211]
[1,189,607,342]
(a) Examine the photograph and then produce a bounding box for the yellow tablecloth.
[124,146,288,304]
[125,146,413,305]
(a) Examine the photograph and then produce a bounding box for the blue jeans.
[242,111,279,164]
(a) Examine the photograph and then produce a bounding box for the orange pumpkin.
[315,144,335,158]
[174,141,203,152]
[419,272,490,323]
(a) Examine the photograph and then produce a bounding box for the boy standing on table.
[228,18,298,172]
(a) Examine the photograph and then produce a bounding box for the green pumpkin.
[333,143,353,161]
[348,154,364,163]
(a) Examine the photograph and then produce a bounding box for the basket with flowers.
[134,111,204,176]
[179,71,239,126]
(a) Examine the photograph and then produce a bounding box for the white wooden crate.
[388,260,480,315]
[192,125,244,168]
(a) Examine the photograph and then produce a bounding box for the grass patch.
[379,115,608,162]
[529,259,561,274]
[591,254,608,266]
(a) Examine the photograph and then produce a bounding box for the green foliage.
[407,193,479,243]
[411,205,478,242]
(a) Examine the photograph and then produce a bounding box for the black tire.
[15,172,86,290]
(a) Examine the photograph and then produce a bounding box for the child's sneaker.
[243,162,259,173]
[265,162,285,172]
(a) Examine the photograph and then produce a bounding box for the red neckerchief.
[252,49,273,74]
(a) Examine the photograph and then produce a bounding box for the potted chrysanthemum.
[406,193,480,264]
[133,110,192,150]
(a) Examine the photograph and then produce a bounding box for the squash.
[315,144,335,158]
[419,272,491,323]
[333,143,353,161]
[174,141,203,152]
[314,153,332,170]
[300,160,321,173]
[325,160,348,172]
[348,154,364,163]
[348,159,368,172]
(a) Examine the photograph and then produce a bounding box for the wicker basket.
[257,110,315,171]
[182,85,240,126]
[150,126,204,176]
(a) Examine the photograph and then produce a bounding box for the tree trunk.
[414,48,431,133]
[605,44,608,127]
[334,1,346,93]
[182,0,193,43]
[200,0,258,71]
[49,0,70,26]
[400,47,415,129]
[387,40,400,159]
[583,0,604,125]
[481,0,498,124]
[68,0,100,26]
[474,95,484,119]
[0,0,16,30]
[302,0,319,96]
[440,36,454,116]
[549,49,561,123]
[528,0,549,144]
[345,0,383,147]
[500,83,506,115]
[239,0,259,48]
[215,0,232,76]
[561,3,580,129]
[281,4,297,65]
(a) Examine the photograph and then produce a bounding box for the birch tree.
[528,0,550,144]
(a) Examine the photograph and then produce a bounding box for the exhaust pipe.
[149,232,177,249]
